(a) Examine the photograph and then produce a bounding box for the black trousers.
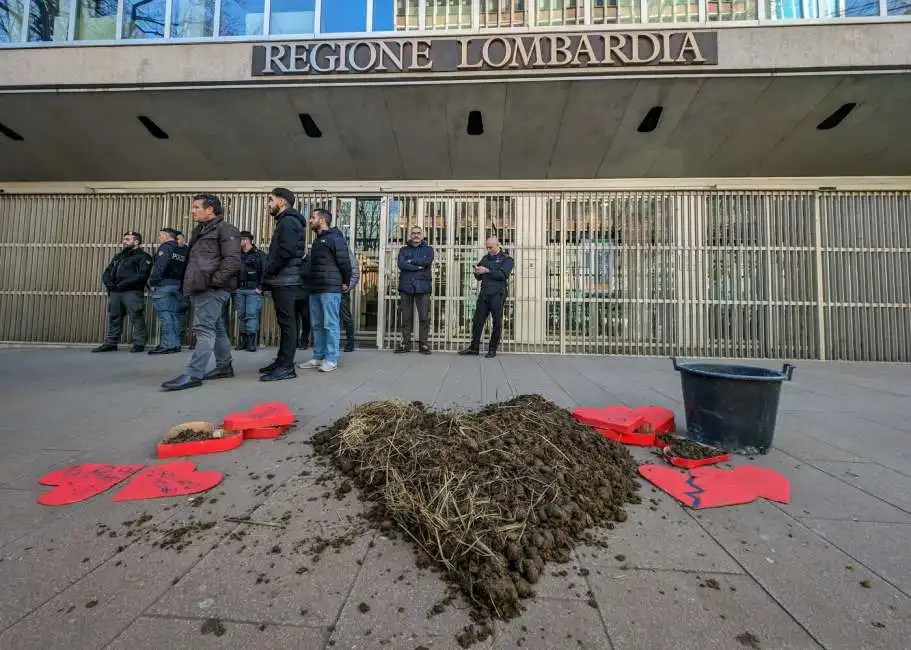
[340,292,355,346]
[271,286,300,367]
[296,293,311,346]
[470,292,505,351]
[400,292,430,347]
[104,290,147,346]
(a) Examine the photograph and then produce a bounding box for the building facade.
[1,1,910,360]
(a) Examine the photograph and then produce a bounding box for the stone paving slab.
[691,502,911,650]
[592,569,823,650]
[2,348,911,650]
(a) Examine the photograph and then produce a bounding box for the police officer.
[93,231,153,353]
[148,228,188,355]
[235,231,267,352]
[459,235,513,359]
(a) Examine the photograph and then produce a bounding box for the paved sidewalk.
[0,347,909,649]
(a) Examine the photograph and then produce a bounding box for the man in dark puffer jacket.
[299,209,351,373]
[93,231,153,353]
[259,187,308,382]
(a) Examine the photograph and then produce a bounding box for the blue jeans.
[151,283,182,349]
[309,292,342,364]
[184,290,232,379]
[234,289,263,334]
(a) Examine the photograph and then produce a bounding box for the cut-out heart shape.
[573,406,644,434]
[639,464,790,509]
[39,464,145,506]
[112,461,222,502]
[223,401,295,432]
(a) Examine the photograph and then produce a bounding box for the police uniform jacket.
[149,240,189,287]
[102,247,153,293]
[238,247,268,291]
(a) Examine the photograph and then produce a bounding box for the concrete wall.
[2,24,910,90]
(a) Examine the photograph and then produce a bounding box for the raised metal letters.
[251,31,718,77]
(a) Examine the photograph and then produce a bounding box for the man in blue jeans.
[234,231,267,352]
[299,208,352,373]
[148,227,188,355]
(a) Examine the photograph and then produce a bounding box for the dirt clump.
[665,438,726,460]
[201,618,226,637]
[736,631,761,648]
[163,428,214,444]
[312,394,639,644]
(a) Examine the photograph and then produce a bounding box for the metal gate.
[1,189,910,361]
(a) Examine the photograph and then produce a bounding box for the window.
[591,0,641,23]
[647,0,700,22]
[171,0,215,37]
[269,0,314,35]
[2,0,29,41]
[321,0,367,32]
[122,0,166,38]
[706,0,758,20]
[426,0,472,29]
[27,0,73,41]
[394,0,420,30]
[74,0,116,39]
[535,0,582,26]
[219,0,264,36]
[480,0,525,27]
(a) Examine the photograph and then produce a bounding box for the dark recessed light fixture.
[137,115,169,139]
[0,121,24,141]
[637,106,663,133]
[299,113,322,138]
[816,103,857,130]
[467,110,484,136]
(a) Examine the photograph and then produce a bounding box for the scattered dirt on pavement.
[358,602,371,613]
[200,618,226,637]
[736,631,761,648]
[860,579,872,588]
[154,521,216,552]
[666,438,726,460]
[312,394,640,646]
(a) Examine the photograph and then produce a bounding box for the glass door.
[336,197,382,345]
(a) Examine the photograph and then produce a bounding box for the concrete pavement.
[0,347,909,649]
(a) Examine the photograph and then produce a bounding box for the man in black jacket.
[299,209,352,373]
[459,235,513,359]
[395,226,434,354]
[93,231,153,353]
[259,188,308,382]
[147,227,188,355]
[234,231,267,352]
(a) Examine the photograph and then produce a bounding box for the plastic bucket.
[671,358,795,455]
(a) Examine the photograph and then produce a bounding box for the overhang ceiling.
[0,73,908,182]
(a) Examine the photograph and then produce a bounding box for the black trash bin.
[671,358,795,455]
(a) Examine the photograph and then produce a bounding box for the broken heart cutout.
[573,405,644,434]
[39,464,145,506]
[639,464,790,509]
[223,401,295,432]
[112,461,222,502]
[633,405,676,435]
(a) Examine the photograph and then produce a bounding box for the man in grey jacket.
[340,244,360,352]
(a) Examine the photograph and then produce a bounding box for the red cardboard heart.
[573,406,644,434]
[223,402,295,431]
[112,461,222,502]
[639,464,790,509]
[632,405,676,435]
[38,464,145,506]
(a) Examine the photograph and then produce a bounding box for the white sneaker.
[320,361,338,373]
[298,359,322,370]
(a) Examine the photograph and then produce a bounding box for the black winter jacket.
[301,227,352,294]
[237,247,267,290]
[263,208,307,288]
[182,216,242,296]
[102,247,153,293]
[474,251,514,295]
[148,240,188,287]
[397,241,434,294]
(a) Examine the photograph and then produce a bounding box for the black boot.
[92,343,117,353]
[203,363,235,380]
[485,349,497,359]
[235,334,247,351]
[458,347,479,356]
[245,333,257,352]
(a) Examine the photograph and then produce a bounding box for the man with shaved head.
[459,235,513,359]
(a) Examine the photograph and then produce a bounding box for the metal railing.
[1,188,909,361]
